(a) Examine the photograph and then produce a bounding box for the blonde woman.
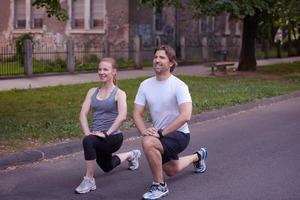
[75,57,141,194]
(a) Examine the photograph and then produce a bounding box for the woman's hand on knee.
[90,131,106,138]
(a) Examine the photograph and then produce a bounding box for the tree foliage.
[140,0,182,8]
[140,0,277,71]
[141,0,272,18]
[32,0,68,21]
[188,0,271,18]
[273,0,300,28]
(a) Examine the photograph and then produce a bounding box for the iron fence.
[32,44,68,74]
[0,36,250,78]
[74,47,103,71]
[0,41,148,78]
[0,45,23,77]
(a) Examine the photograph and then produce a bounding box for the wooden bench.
[211,61,236,75]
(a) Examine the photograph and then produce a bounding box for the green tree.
[141,0,276,71]
[32,0,68,21]
[272,0,300,56]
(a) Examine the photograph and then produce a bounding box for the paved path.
[1,57,300,91]
[1,96,299,200]
[0,65,210,91]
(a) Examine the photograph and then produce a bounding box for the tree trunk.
[276,42,282,58]
[238,15,258,71]
[263,39,269,59]
[287,27,292,56]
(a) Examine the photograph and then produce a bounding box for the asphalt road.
[1,96,300,200]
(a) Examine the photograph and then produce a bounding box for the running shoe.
[193,147,208,173]
[128,149,141,170]
[142,182,169,200]
[75,176,96,194]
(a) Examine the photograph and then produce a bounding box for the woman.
[75,57,141,194]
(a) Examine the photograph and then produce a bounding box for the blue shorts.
[160,131,190,164]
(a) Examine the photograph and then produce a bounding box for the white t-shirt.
[134,75,192,134]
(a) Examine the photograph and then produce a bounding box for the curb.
[0,129,140,170]
[1,91,300,170]
[190,91,300,123]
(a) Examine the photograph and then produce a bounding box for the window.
[199,16,215,35]
[199,16,208,35]
[72,0,84,28]
[69,0,105,33]
[32,5,44,29]
[13,0,44,31]
[91,0,105,29]
[14,0,26,29]
[154,7,163,33]
[209,17,215,32]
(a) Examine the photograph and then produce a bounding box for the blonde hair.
[100,57,118,85]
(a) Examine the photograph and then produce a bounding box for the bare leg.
[85,160,96,178]
[116,152,132,162]
[163,153,198,177]
[142,136,164,183]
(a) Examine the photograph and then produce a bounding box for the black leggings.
[82,133,123,173]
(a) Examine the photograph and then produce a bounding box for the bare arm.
[155,102,192,137]
[133,104,158,136]
[133,104,147,135]
[79,88,96,136]
[106,90,127,136]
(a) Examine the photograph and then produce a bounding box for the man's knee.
[163,163,179,177]
[164,170,176,177]
[142,136,159,150]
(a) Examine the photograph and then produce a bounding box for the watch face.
[158,129,163,137]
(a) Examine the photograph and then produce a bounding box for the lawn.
[0,62,300,154]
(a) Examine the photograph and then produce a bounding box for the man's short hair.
[154,45,178,72]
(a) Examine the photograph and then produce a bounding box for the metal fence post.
[67,40,75,73]
[24,39,32,77]
[221,36,227,61]
[180,36,186,61]
[103,40,110,58]
[134,35,143,69]
[201,37,208,60]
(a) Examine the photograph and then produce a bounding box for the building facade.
[0,0,242,62]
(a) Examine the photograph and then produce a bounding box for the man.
[133,45,208,200]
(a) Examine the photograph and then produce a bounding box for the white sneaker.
[75,176,96,194]
[128,149,141,170]
[142,182,169,200]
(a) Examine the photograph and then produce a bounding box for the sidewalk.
[1,56,300,91]
[1,57,300,170]
[0,65,210,91]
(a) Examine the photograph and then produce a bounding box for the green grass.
[256,47,289,59]
[0,62,300,153]
[0,59,67,76]
[0,61,23,75]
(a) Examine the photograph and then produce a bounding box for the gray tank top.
[91,87,121,134]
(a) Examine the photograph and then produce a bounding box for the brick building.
[0,0,242,62]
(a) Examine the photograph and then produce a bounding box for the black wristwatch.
[103,131,108,138]
[157,129,164,138]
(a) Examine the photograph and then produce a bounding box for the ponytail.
[113,74,117,85]
[100,57,118,85]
